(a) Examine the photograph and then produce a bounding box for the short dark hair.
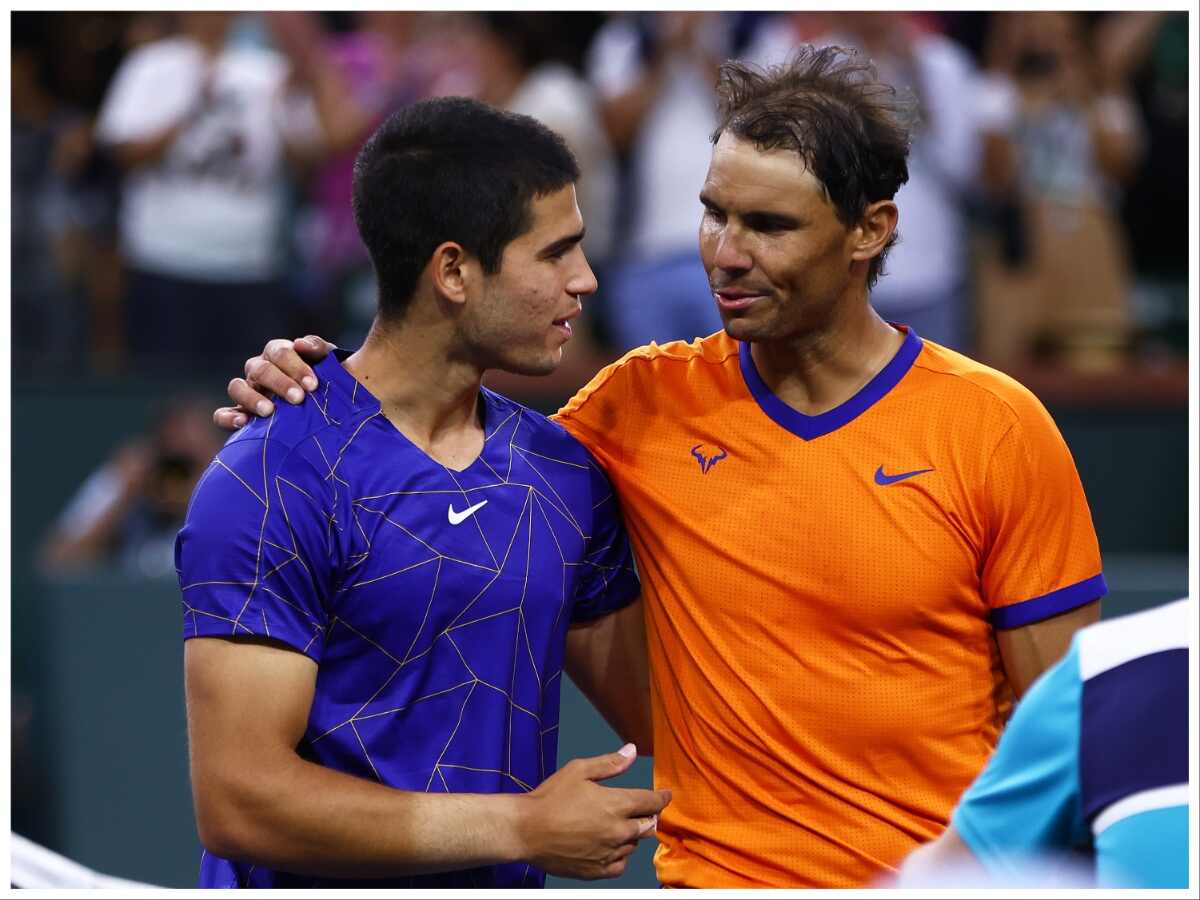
[712,46,916,289]
[352,96,580,320]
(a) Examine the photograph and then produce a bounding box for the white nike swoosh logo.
[447,499,488,525]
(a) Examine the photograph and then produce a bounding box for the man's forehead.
[704,133,822,203]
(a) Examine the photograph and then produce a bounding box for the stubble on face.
[463,185,592,376]
[699,133,858,346]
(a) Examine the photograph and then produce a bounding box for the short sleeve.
[175,435,336,661]
[953,641,1092,873]
[981,398,1106,629]
[569,456,640,623]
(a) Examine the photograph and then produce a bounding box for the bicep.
[996,600,1099,697]
[185,636,318,772]
[564,598,652,751]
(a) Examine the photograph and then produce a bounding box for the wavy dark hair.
[352,96,579,321]
[712,46,917,289]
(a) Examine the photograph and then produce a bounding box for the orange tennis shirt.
[554,327,1105,887]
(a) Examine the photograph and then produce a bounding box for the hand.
[214,335,334,430]
[516,744,670,880]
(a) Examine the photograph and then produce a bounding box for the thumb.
[580,743,637,782]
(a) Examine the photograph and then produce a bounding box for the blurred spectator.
[39,397,224,579]
[1095,12,1189,358]
[474,13,618,273]
[283,13,427,344]
[973,12,1143,371]
[586,12,729,350]
[284,12,481,348]
[11,13,124,375]
[93,12,329,374]
[745,12,984,350]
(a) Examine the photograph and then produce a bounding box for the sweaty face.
[699,132,860,344]
[465,185,597,375]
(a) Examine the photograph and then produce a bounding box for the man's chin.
[721,315,767,343]
[495,351,561,378]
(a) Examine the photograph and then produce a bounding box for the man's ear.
[429,241,474,306]
[850,200,899,265]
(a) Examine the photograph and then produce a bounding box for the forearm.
[195,752,531,878]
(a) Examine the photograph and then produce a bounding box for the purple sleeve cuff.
[990,573,1107,630]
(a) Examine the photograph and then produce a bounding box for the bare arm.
[186,636,669,880]
[995,600,1099,698]
[565,599,653,754]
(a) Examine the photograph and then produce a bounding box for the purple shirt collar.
[738,326,924,441]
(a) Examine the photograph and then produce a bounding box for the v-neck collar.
[738,326,923,441]
[321,350,498,472]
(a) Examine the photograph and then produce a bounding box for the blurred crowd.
[12,10,1190,572]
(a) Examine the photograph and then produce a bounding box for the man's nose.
[713,228,752,272]
[569,253,599,298]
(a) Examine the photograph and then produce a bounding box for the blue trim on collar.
[738,326,924,441]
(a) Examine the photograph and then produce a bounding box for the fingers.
[213,406,249,431]
[577,743,637,783]
[228,377,278,417]
[596,842,638,880]
[243,350,307,405]
[618,787,672,818]
[294,334,335,362]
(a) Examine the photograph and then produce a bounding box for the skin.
[188,182,665,880]
[187,637,663,880]
[215,135,1100,871]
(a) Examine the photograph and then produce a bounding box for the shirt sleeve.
[953,640,1092,875]
[981,394,1106,629]
[569,453,640,624]
[175,434,337,661]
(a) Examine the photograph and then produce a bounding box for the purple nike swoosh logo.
[874,465,934,486]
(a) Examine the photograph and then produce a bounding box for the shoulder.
[563,331,736,412]
[910,339,1059,440]
[215,387,372,494]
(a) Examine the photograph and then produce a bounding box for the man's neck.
[749,303,905,416]
[343,317,487,469]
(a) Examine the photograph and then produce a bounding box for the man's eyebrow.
[539,228,586,257]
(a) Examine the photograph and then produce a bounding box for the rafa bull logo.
[690,444,728,475]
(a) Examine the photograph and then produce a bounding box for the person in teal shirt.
[899,598,1189,889]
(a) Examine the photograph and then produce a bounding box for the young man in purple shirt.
[176,97,667,888]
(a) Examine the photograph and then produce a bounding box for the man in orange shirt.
[217,47,1104,886]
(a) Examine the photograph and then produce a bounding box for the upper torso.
[556,328,1104,886]
[177,354,638,888]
